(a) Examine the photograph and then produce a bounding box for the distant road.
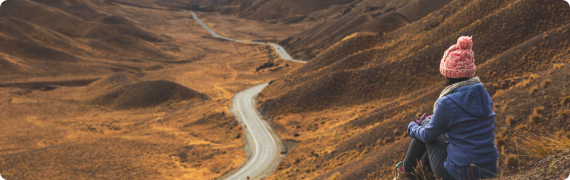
[224,83,279,180]
[188,11,306,63]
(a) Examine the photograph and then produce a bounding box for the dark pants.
[403,120,455,180]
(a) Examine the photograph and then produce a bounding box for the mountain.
[206,0,453,60]
[256,0,570,179]
[0,0,175,79]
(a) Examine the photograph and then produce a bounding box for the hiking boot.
[394,161,413,180]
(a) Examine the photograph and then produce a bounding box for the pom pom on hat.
[440,36,476,78]
[456,36,473,49]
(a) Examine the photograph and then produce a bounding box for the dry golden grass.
[493,103,501,113]
[552,63,565,69]
[504,154,520,168]
[529,86,538,95]
[495,135,505,147]
[529,114,542,124]
[561,96,570,106]
[329,172,341,180]
[541,80,551,89]
[558,109,570,118]
[517,133,570,159]
[506,115,515,126]
[493,89,506,98]
[533,106,545,115]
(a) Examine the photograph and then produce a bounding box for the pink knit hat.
[440,36,475,78]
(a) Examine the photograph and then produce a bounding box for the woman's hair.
[443,77,470,86]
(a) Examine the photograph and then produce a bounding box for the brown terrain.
[1,0,570,179]
[251,0,570,179]
[0,0,306,179]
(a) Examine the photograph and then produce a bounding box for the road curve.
[188,11,305,180]
[188,11,306,63]
[226,83,279,180]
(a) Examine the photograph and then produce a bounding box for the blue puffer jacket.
[408,83,499,180]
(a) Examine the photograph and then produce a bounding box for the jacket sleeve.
[408,98,454,143]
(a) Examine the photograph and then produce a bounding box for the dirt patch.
[283,139,299,154]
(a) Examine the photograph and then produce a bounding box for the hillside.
[87,79,206,110]
[278,0,453,60]
[1,0,569,179]
[205,0,453,60]
[0,0,307,179]
[258,0,570,179]
[0,0,174,80]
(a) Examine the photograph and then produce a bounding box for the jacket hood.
[446,83,495,118]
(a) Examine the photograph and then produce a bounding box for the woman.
[394,36,499,180]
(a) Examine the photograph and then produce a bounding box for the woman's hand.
[414,113,429,125]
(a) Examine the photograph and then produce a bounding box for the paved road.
[225,83,279,180]
[189,11,306,63]
[185,11,306,180]
[188,11,307,180]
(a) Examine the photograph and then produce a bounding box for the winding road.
[226,83,278,180]
[187,12,304,179]
[189,11,306,63]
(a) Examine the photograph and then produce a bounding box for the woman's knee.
[421,119,431,127]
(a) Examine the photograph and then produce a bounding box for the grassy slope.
[258,0,570,179]
[0,0,307,179]
[0,0,173,80]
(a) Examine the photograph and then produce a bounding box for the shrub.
[361,149,369,156]
[529,74,540,80]
[561,96,570,105]
[506,115,515,126]
[393,129,400,136]
[515,125,526,130]
[493,89,506,98]
[529,86,538,94]
[533,106,545,115]
[504,154,519,168]
[529,114,542,124]
[519,80,530,87]
[493,103,500,113]
[495,136,505,146]
[384,137,393,144]
[558,109,569,118]
[329,172,341,180]
[502,104,509,112]
[553,63,565,69]
[541,80,551,89]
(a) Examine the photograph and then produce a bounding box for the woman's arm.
[407,98,454,143]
